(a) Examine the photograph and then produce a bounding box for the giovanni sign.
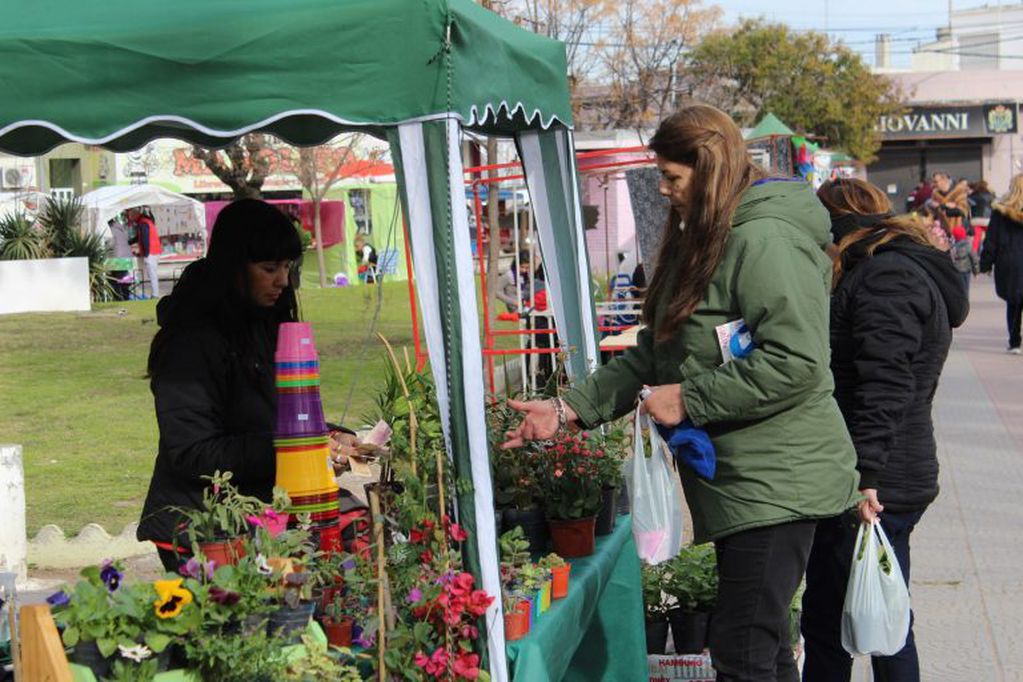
[876,103,1018,139]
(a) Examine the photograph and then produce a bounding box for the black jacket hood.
[880,239,970,328]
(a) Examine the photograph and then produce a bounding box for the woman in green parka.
[503,105,859,681]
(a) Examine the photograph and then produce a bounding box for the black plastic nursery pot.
[267,601,316,644]
[70,641,111,679]
[646,618,670,655]
[502,507,548,555]
[595,487,618,536]
[668,609,710,654]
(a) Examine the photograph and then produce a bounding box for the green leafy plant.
[641,562,669,620]
[591,422,629,490]
[0,211,45,260]
[499,527,531,571]
[662,544,718,613]
[35,194,113,300]
[279,635,362,681]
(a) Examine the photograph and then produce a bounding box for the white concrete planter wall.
[0,444,27,581]
[0,256,90,315]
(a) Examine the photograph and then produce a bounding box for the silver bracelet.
[551,397,567,433]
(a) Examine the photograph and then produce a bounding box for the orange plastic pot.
[323,616,354,647]
[198,536,246,566]
[548,516,596,558]
[551,564,571,599]
[504,601,531,641]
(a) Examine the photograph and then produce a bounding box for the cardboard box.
[648,653,715,681]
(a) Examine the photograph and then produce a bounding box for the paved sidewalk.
[852,276,1023,681]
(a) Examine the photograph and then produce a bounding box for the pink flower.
[466,589,494,617]
[554,469,564,478]
[247,508,288,537]
[448,523,468,543]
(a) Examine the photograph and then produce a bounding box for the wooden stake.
[368,491,388,682]
[18,605,72,682]
[378,333,418,476]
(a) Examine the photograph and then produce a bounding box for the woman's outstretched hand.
[501,398,578,449]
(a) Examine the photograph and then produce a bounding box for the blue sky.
[718,1,983,67]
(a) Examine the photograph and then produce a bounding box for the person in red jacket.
[129,207,163,297]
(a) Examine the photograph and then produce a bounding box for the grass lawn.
[1,280,421,536]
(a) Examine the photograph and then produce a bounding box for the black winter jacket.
[137,261,279,544]
[830,237,969,512]
[980,204,1023,302]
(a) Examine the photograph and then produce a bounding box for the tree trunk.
[485,137,502,325]
[312,197,328,288]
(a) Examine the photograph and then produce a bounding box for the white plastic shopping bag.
[625,408,684,564]
[840,520,911,656]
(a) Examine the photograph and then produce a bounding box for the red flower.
[414,647,449,677]
[420,550,434,564]
[448,522,469,543]
[449,572,475,597]
[452,651,481,680]
[466,589,494,617]
[554,469,564,478]
[459,623,479,640]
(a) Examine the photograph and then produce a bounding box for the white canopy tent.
[79,184,206,246]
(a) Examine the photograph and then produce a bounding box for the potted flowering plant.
[48,560,200,679]
[171,470,265,566]
[177,554,284,681]
[537,431,604,557]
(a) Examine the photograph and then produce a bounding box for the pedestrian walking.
[802,179,969,682]
[502,104,859,682]
[968,179,995,253]
[980,174,1023,354]
[128,206,163,298]
[950,225,980,296]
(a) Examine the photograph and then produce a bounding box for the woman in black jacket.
[980,174,1023,353]
[137,199,303,571]
[802,179,969,682]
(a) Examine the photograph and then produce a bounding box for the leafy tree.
[687,19,902,162]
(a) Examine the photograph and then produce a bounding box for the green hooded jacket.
[564,179,859,543]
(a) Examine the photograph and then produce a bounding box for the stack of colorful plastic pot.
[273,322,341,551]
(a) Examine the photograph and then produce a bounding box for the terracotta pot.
[551,564,571,599]
[548,516,596,558]
[504,601,531,641]
[595,487,618,536]
[323,616,354,647]
[198,536,246,566]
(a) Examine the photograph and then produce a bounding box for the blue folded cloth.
[656,420,717,481]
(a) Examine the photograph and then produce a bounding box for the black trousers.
[1006,297,1023,349]
[802,509,924,682]
[710,520,817,682]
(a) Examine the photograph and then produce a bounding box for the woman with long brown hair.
[802,179,968,682]
[503,104,859,681]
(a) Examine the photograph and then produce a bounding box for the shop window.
[351,188,372,235]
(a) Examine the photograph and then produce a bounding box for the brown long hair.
[817,178,938,287]
[642,105,761,341]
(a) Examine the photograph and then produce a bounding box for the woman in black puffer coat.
[137,199,302,572]
[801,179,969,682]
[980,173,1023,353]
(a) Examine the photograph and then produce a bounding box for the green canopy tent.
[0,1,601,677]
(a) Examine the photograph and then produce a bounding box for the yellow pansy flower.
[153,578,193,619]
